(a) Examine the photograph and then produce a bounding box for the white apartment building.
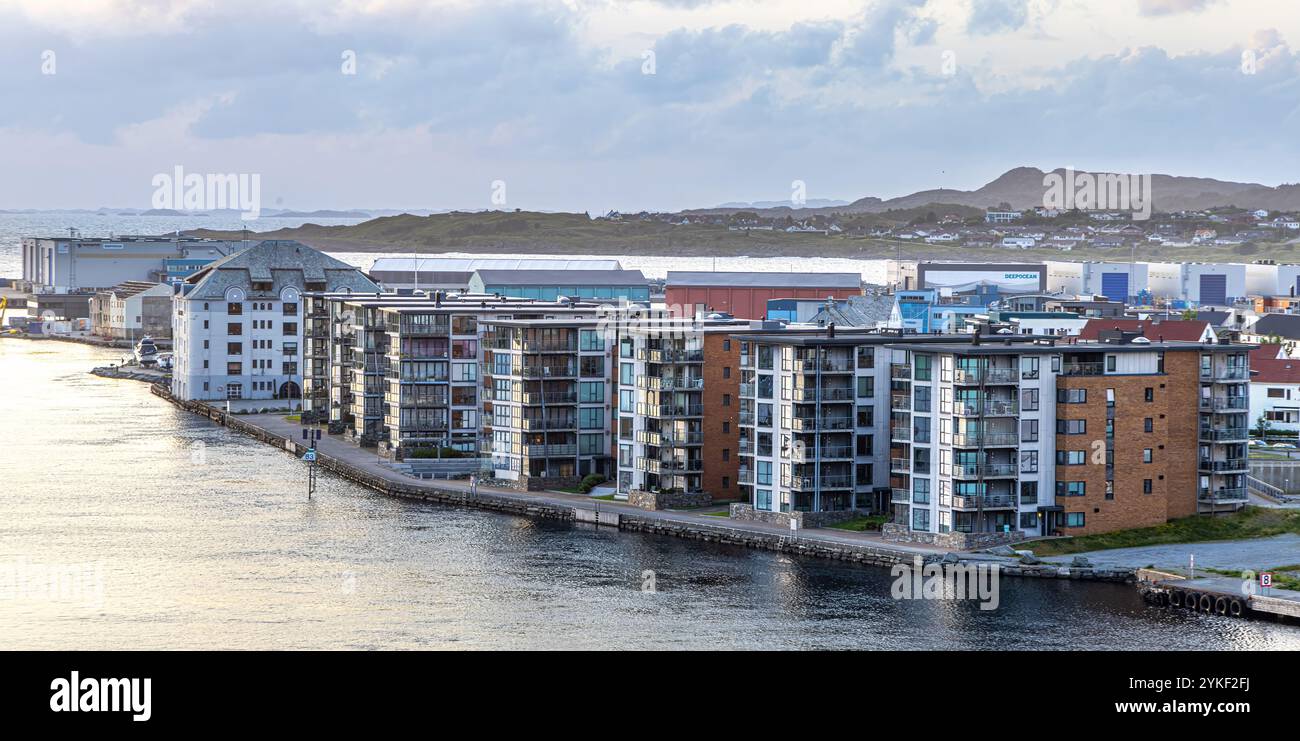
[171,240,380,403]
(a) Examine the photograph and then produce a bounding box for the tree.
[1255,413,1273,440]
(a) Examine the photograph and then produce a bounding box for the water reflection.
[1,340,1298,650]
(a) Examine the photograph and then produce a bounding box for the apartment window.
[912,478,930,505]
[1021,419,1038,442]
[1065,512,1086,528]
[1106,355,1116,372]
[226,362,242,375]
[579,329,602,351]
[1143,448,1153,463]
[226,383,242,399]
[1106,388,1115,407]
[620,362,634,386]
[1056,419,1086,435]
[1145,387,1154,402]
[1144,417,1154,433]
[282,302,297,316]
[911,508,930,532]
[1056,481,1086,497]
[619,338,633,359]
[722,421,730,433]
[756,461,772,486]
[227,322,242,336]
[228,302,243,315]
[1020,450,1038,473]
[579,408,604,429]
[203,340,209,349]
[619,389,635,413]
[722,476,730,489]
[1056,450,1085,465]
[1105,480,1114,500]
[722,394,731,407]
[756,488,772,511]
[1056,388,1086,404]
[1021,388,1039,411]
[723,339,731,352]
[721,449,730,461]
[1268,388,1287,398]
[282,322,297,336]
[579,382,604,403]
[856,376,873,398]
[1020,481,1038,504]
[914,354,932,382]
[579,434,604,456]
[282,362,297,375]
[1019,512,1038,529]
[723,366,731,379]
[1143,479,1154,494]
[227,342,242,355]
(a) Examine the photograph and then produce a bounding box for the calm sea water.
[2,339,1298,650]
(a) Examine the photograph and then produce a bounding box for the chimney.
[827,321,835,338]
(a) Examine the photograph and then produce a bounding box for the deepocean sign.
[917,263,1046,293]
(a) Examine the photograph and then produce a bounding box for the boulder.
[1019,554,1043,565]
[1070,556,1093,568]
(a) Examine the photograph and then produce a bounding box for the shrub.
[578,473,608,493]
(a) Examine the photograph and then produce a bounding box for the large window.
[756,460,772,486]
[579,382,604,403]
[1065,512,1086,528]
[1057,481,1086,497]
[579,330,603,351]
[1056,419,1086,435]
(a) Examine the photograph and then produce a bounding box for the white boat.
[135,336,160,366]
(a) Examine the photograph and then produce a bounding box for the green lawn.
[1020,507,1300,557]
[1202,565,1300,591]
[826,515,888,532]
[700,510,731,517]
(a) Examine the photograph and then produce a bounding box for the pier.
[149,382,1138,583]
[1139,570,1300,621]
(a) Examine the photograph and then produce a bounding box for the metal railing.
[950,493,1017,509]
[1198,487,1248,503]
[952,462,1018,478]
[952,432,1019,447]
[1060,362,1104,377]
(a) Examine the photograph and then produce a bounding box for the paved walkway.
[247,413,948,557]
[1050,533,1300,571]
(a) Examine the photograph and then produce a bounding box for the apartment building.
[613,317,758,507]
[481,318,613,490]
[171,240,380,403]
[301,292,626,464]
[736,328,1252,544]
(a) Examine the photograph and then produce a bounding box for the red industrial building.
[664,271,863,319]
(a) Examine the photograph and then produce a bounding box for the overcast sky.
[1,0,1297,213]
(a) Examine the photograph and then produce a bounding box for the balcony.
[890,457,910,473]
[1199,427,1249,441]
[519,417,577,431]
[788,357,853,373]
[950,493,1017,509]
[784,475,853,490]
[521,443,578,457]
[952,462,1018,478]
[954,400,1018,417]
[891,425,911,441]
[1198,397,1248,412]
[953,368,1019,385]
[890,394,912,411]
[890,364,911,379]
[791,387,854,402]
[648,458,704,474]
[1198,457,1249,472]
[952,431,1019,447]
[1060,362,1104,377]
[738,467,754,484]
[1198,487,1248,503]
[793,445,853,461]
[639,348,704,364]
[519,391,578,405]
[520,364,577,379]
[891,488,911,503]
[1205,367,1249,381]
[790,416,853,431]
[637,403,704,418]
[640,375,704,391]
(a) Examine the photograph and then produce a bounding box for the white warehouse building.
[171,240,380,403]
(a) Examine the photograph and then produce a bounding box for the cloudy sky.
[0,0,1297,213]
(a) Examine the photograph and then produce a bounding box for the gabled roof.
[182,240,379,300]
[667,271,862,289]
[1250,313,1300,340]
[808,295,895,327]
[1077,318,1213,342]
[1250,344,1300,384]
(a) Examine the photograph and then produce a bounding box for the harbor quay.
[148,382,1138,584]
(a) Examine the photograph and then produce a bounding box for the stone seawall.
[149,383,1135,584]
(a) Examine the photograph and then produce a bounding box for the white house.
[171,240,380,403]
[1250,344,1300,433]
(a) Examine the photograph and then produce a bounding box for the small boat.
[156,352,174,371]
[135,336,160,366]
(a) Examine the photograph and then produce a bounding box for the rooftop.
[666,271,862,288]
[471,269,648,286]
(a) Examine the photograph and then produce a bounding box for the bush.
[407,447,465,459]
[578,473,608,493]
